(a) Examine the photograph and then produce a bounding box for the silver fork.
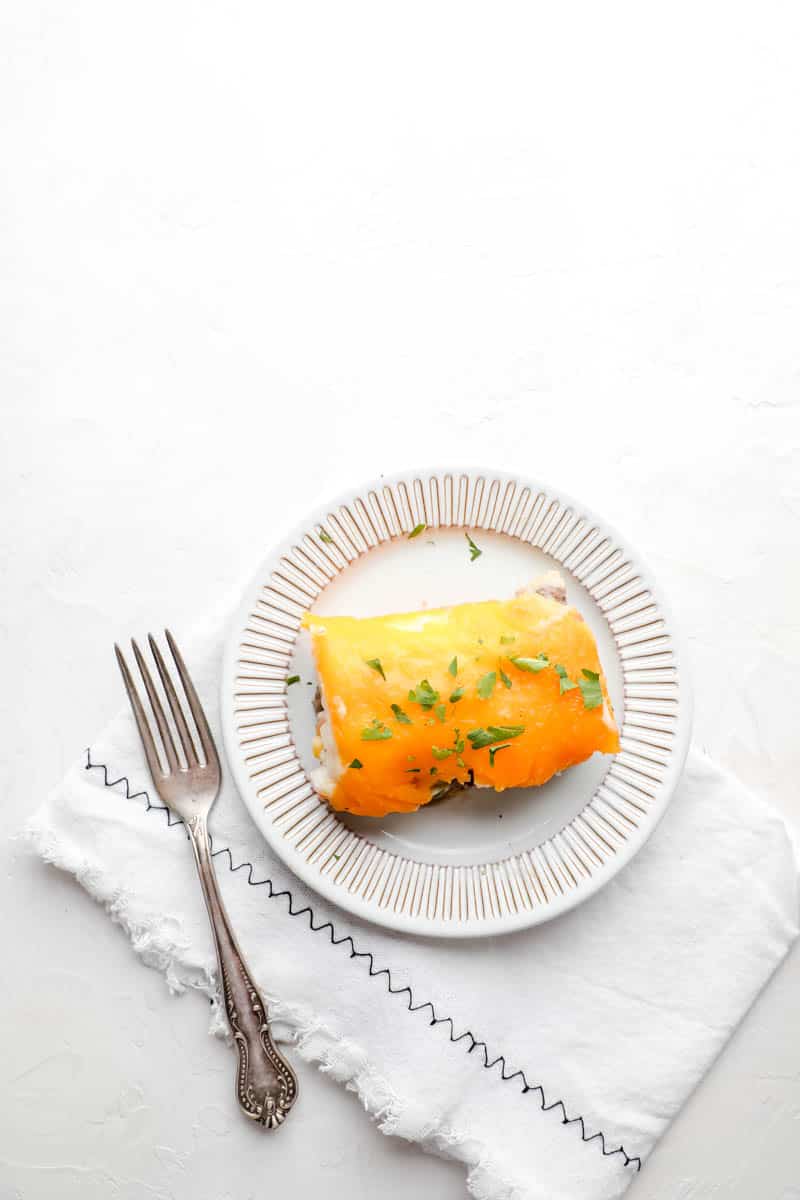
[115,630,298,1128]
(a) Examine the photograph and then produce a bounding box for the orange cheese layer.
[302,589,619,818]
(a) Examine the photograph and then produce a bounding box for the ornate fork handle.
[188,817,298,1127]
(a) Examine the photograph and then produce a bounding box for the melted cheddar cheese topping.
[302,585,620,817]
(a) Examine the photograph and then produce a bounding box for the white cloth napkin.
[26,617,799,1200]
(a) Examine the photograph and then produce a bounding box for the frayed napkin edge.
[22,808,554,1200]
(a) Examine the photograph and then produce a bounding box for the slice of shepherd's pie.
[301,571,619,818]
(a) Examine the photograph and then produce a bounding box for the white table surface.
[3,3,800,1197]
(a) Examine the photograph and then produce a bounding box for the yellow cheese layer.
[302,587,619,817]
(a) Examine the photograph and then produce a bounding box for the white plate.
[221,469,691,938]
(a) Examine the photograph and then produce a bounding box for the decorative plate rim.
[220,466,692,938]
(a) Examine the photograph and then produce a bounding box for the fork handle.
[188,817,299,1128]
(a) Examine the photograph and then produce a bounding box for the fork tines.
[115,631,218,779]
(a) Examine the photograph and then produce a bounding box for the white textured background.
[2,2,799,1197]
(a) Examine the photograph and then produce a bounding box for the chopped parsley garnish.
[365,657,386,680]
[465,532,482,561]
[448,656,458,677]
[499,668,512,689]
[405,767,421,773]
[476,671,496,699]
[318,529,334,544]
[488,745,510,767]
[449,686,465,703]
[286,675,300,686]
[500,634,516,645]
[509,653,550,673]
[467,725,525,749]
[467,729,497,749]
[349,758,363,769]
[390,703,412,725]
[456,756,466,768]
[431,746,454,760]
[361,719,392,741]
[435,703,446,723]
[408,679,439,709]
[453,731,465,753]
[579,668,603,710]
[488,724,525,740]
[430,766,438,776]
[408,523,426,539]
[554,664,577,694]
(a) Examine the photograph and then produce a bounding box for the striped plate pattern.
[223,471,689,936]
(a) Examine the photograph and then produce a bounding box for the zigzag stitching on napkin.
[86,751,642,1173]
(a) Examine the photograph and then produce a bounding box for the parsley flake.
[467,725,525,749]
[365,657,386,680]
[408,679,439,709]
[467,729,496,749]
[408,523,426,539]
[448,656,458,677]
[318,529,334,544]
[431,746,454,760]
[449,686,465,703]
[554,664,577,694]
[499,668,512,689]
[390,703,412,725]
[286,675,300,686]
[430,766,438,776]
[509,654,550,673]
[500,634,516,645]
[488,724,525,740]
[456,756,466,768]
[349,758,363,769]
[579,668,603,710]
[476,671,496,699]
[435,703,446,723]
[361,719,392,741]
[465,531,483,561]
[462,532,482,559]
[488,745,511,767]
[405,767,421,774]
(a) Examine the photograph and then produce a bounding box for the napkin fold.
[26,618,799,1200]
